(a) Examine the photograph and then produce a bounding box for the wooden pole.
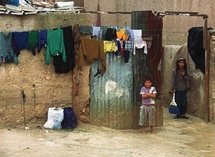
[203,17,210,121]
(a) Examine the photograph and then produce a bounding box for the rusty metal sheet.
[90,53,134,129]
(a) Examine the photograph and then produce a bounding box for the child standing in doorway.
[172,57,190,119]
[139,77,157,133]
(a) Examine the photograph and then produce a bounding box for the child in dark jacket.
[172,57,190,119]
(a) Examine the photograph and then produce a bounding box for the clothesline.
[0,25,149,75]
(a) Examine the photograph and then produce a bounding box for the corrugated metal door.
[90,53,134,129]
[132,11,163,127]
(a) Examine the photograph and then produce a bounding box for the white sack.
[43,107,64,129]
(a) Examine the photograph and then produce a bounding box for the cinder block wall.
[0,12,88,32]
[84,0,215,45]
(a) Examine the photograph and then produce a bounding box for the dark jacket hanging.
[53,26,75,74]
[187,27,205,74]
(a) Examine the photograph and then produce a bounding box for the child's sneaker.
[181,115,189,119]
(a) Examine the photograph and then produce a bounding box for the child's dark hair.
[176,57,187,74]
[143,76,153,84]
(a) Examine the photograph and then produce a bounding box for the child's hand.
[147,93,157,98]
[145,93,150,97]
[146,93,153,98]
[142,93,149,98]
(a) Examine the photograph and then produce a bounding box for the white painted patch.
[115,88,124,97]
[105,80,117,93]
[105,80,124,97]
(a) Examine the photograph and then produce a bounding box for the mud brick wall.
[0,50,91,128]
[0,13,90,127]
[0,50,71,127]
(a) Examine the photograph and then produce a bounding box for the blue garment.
[127,29,134,41]
[6,0,19,6]
[0,32,18,64]
[61,107,78,129]
[175,90,187,115]
[38,30,47,52]
[12,32,29,56]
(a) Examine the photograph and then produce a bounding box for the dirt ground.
[0,108,214,157]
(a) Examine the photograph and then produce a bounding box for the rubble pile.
[0,0,84,15]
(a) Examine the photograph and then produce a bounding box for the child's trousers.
[139,104,155,127]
